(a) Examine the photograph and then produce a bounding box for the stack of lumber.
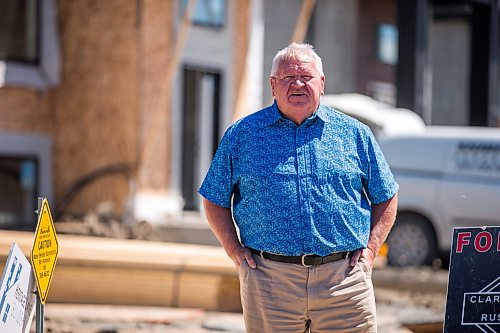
[0,230,241,312]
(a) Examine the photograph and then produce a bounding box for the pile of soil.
[55,204,169,241]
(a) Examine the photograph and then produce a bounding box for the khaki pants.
[238,255,376,333]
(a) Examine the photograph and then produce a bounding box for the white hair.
[270,43,324,77]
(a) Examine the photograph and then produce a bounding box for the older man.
[199,43,398,333]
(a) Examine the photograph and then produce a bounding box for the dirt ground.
[55,205,167,241]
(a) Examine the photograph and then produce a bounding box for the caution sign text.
[31,199,58,304]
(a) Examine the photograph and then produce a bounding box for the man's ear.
[269,77,276,97]
[320,76,325,95]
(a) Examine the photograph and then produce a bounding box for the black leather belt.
[249,248,350,267]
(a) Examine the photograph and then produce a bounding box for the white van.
[380,127,500,265]
[322,94,500,266]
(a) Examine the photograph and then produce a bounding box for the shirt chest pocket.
[312,155,364,194]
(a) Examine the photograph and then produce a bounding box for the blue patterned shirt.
[199,102,399,256]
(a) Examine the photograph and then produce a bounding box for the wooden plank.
[48,266,176,306]
[0,231,234,272]
[290,0,317,43]
[0,230,240,311]
[403,322,443,333]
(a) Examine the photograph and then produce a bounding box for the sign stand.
[35,198,44,333]
[31,197,59,333]
[35,292,43,333]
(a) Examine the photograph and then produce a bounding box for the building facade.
[0,0,498,228]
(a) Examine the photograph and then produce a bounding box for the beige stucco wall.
[136,0,174,193]
[0,0,177,217]
[0,88,54,133]
[52,0,140,215]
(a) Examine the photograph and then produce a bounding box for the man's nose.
[291,78,305,86]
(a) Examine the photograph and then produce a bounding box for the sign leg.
[35,293,44,333]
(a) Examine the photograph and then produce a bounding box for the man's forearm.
[202,198,256,268]
[202,198,240,257]
[367,194,398,256]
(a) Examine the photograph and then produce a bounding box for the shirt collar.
[265,100,283,125]
[315,104,333,123]
[266,100,332,126]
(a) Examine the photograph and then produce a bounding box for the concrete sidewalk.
[31,303,416,333]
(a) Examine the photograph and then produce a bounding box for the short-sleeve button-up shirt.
[199,102,399,256]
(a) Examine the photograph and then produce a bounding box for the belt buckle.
[301,254,314,267]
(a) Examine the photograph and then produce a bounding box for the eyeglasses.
[271,75,319,84]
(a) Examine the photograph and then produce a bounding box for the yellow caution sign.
[31,198,59,304]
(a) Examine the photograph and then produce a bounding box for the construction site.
[1,224,448,333]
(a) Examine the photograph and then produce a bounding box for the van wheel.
[387,214,437,266]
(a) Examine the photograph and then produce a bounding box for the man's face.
[270,56,325,123]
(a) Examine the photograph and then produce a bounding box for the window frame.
[0,132,53,207]
[180,0,227,29]
[0,0,60,90]
[0,155,39,229]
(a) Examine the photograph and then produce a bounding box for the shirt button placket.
[296,127,310,252]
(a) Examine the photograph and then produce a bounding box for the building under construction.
[0,0,499,229]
